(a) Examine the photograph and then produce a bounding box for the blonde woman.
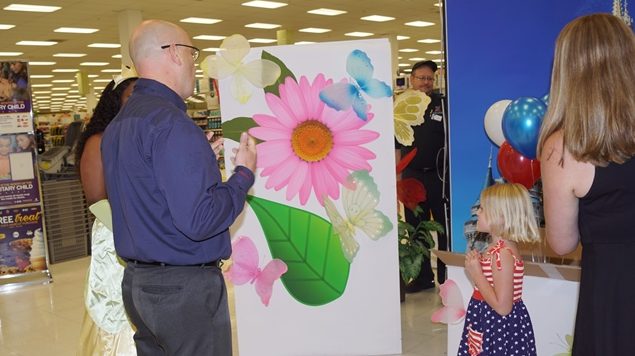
[537,13,635,356]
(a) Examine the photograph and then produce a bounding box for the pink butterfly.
[430,279,467,324]
[225,236,288,306]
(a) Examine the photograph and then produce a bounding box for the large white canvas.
[216,38,401,356]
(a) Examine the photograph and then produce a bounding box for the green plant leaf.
[262,50,297,97]
[247,195,350,306]
[221,116,259,142]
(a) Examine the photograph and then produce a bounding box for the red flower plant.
[396,148,427,211]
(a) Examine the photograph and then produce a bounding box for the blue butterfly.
[319,49,393,121]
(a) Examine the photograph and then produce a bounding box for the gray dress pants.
[122,262,231,356]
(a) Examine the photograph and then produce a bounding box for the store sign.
[0,206,46,276]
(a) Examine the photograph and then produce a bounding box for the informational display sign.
[0,205,46,276]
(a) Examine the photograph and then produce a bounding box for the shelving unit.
[188,108,224,171]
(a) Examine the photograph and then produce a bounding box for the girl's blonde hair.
[537,13,635,166]
[480,183,540,243]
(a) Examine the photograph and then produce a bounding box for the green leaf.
[221,116,259,142]
[247,195,350,306]
[262,50,297,97]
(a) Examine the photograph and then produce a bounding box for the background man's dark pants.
[403,168,450,290]
[122,263,232,355]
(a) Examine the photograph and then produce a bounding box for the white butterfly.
[393,89,429,146]
[323,170,393,262]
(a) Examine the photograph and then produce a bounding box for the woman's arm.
[540,131,594,254]
[465,249,515,316]
[80,134,107,205]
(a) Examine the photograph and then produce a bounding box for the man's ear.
[166,44,183,66]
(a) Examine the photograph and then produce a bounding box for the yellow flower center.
[291,120,334,162]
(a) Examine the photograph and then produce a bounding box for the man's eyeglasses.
[161,44,200,61]
[413,75,434,82]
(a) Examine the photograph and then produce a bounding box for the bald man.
[102,20,256,355]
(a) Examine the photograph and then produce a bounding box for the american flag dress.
[458,240,536,356]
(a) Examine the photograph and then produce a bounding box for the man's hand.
[206,131,224,158]
[231,132,257,173]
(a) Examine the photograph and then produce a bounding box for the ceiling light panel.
[29,61,56,65]
[193,35,226,41]
[54,53,86,57]
[361,15,395,22]
[88,43,120,48]
[0,24,15,30]
[17,40,57,46]
[426,50,444,54]
[396,36,410,40]
[307,8,346,16]
[245,23,280,29]
[418,39,441,43]
[180,17,222,25]
[405,21,435,27]
[4,4,61,12]
[299,28,331,33]
[241,1,287,9]
[80,62,109,66]
[345,32,373,37]
[398,48,418,52]
[52,69,79,72]
[248,38,277,43]
[54,27,98,34]
[0,51,22,56]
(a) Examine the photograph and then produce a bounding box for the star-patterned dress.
[458,240,536,356]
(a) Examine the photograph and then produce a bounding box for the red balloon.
[497,141,541,189]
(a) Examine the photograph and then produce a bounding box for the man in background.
[397,60,451,292]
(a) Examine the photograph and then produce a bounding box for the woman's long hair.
[75,78,136,172]
[537,13,635,166]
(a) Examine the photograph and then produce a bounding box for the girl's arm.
[540,131,594,254]
[465,249,515,316]
[80,134,107,205]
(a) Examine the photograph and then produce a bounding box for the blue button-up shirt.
[102,78,254,265]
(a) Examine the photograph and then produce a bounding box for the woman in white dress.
[76,74,137,355]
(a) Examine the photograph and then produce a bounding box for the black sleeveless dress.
[573,157,635,356]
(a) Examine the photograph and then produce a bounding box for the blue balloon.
[502,97,546,159]
[540,93,550,106]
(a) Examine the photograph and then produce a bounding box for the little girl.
[458,183,539,356]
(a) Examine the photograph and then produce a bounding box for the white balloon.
[484,99,511,147]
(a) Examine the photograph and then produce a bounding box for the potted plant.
[398,207,444,284]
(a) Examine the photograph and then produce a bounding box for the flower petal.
[265,93,299,128]
[279,76,308,122]
[249,126,290,141]
[231,74,253,104]
[329,146,375,171]
[220,34,250,66]
[299,170,313,205]
[268,157,300,191]
[241,59,281,88]
[257,140,292,168]
[252,114,289,131]
[333,129,379,146]
[285,161,309,201]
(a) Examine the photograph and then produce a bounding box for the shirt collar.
[133,78,187,112]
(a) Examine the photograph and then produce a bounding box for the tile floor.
[0,257,447,355]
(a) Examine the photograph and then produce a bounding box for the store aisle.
[0,258,446,355]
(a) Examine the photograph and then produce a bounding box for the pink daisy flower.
[249,74,379,205]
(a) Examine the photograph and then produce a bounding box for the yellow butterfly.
[393,89,430,146]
